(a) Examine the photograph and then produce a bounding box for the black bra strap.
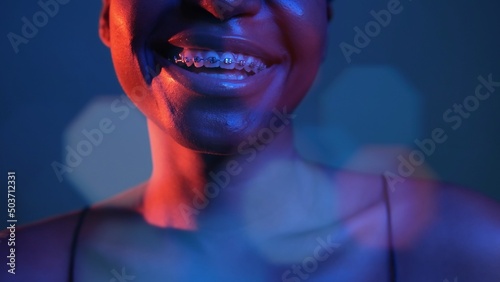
[382,176,397,282]
[66,179,398,282]
[68,207,90,282]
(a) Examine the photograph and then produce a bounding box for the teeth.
[181,49,194,67]
[235,53,246,70]
[193,51,204,68]
[175,49,267,74]
[244,56,255,73]
[220,52,236,70]
[204,51,220,68]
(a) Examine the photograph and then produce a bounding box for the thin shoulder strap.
[68,206,90,282]
[382,176,397,282]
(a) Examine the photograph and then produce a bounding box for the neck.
[141,119,297,230]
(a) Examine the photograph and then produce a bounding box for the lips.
[167,31,283,64]
[149,30,287,97]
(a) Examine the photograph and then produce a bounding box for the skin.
[100,0,329,153]
[97,0,332,230]
[1,1,499,281]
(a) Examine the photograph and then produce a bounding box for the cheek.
[272,0,328,44]
[107,2,166,121]
[285,1,328,61]
[273,1,328,107]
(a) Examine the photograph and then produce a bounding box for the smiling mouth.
[148,33,286,97]
[153,43,274,81]
[171,49,268,80]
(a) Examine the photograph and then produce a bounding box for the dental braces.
[173,55,266,72]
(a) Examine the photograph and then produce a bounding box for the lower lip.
[154,55,279,98]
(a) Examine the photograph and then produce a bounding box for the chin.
[166,108,277,155]
[168,129,247,155]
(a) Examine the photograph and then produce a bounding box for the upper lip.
[166,30,285,65]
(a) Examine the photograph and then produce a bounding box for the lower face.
[107,0,329,154]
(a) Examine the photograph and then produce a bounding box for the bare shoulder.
[388,178,500,281]
[0,201,144,282]
[0,209,87,282]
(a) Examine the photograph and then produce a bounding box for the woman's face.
[100,0,330,153]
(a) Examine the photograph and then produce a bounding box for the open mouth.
[147,32,286,97]
[153,42,274,81]
[175,49,268,80]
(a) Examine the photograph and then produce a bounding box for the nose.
[190,0,262,20]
